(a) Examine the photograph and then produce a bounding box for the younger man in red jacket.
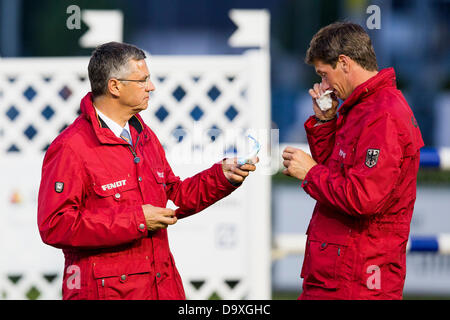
[38,42,257,300]
[282,22,423,299]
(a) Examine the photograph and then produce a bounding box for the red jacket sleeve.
[37,142,148,249]
[304,115,337,164]
[154,142,238,219]
[302,113,403,217]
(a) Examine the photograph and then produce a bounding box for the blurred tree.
[21,0,130,56]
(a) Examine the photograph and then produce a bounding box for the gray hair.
[88,42,146,97]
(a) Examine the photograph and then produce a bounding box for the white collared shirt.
[95,107,132,145]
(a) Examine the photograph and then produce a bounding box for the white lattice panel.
[0,58,90,155]
[0,50,271,300]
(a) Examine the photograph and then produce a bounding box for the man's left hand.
[282,147,317,180]
[222,157,258,185]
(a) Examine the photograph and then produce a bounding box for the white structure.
[0,10,272,300]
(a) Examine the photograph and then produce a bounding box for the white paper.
[316,90,334,111]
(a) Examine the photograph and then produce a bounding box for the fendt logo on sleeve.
[102,179,127,191]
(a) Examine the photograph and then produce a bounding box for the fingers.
[148,213,177,231]
[247,156,259,165]
[283,146,309,155]
[282,151,293,160]
[309,88,319,100]
[228,156,258,170]
[283,146,301,155]
[159,208,176,228]
[232,166,251,178]
[161,208,175,217]
[159,215,177,226]
[143,204,174,217]
[228,173,244,184]
[309,81,325,99]
[309,85,323,99]
[282,146,294,154]
[314,83,323,97]
[238,162,257,172]
[282,147,294,169]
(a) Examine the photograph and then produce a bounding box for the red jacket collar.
[339,67,397,114]
[79,92,145,145]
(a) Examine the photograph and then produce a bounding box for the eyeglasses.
[116,75,151,87]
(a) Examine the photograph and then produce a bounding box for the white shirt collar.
[94,107,132,143]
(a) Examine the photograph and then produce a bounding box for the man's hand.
[222,157,258,185]
[282,147,317,181]
[142,204,177,231]
[309,82,339,121]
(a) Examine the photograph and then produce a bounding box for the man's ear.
[107,78,122,97]
[338,54,351,74]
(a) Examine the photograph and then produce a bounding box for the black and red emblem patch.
[365,149,380,168]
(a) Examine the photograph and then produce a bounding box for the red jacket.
[37,93,238,300]
[300,68,424,299]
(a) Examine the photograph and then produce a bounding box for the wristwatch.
[314,116,336,124]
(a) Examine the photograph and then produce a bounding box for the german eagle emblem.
[365,149,380,168]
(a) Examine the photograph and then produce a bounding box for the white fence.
[0,43,272,299]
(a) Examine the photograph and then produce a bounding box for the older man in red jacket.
[37,42,257,300]
[282,22,424,299]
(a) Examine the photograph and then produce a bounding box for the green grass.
[272,291,450,300]
[416,169,450,184]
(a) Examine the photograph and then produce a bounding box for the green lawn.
[272,291,450,300]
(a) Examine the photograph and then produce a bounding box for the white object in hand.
[315,90,334,111]
[237,134,261,166]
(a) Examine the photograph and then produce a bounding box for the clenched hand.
[222,157,258,185]
[309,82,339,121]
[142,204,177,231]
[282,147,317,181]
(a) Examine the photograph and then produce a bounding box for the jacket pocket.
[301,236,348,291]
[93,258,153,300]
[149,167,167,205]
[150,167,166,184]
[91,177,140,205]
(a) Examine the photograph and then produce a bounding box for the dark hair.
[305,22,378,71]
[88,42,146,97]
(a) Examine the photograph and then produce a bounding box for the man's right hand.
[308,82,339,121]
[142,204,177,231]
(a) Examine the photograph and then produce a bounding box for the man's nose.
[321,79,331,91]
[146,80,155,92]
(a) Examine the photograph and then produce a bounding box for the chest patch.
[365,149,380,168]
[102,179,127,191]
